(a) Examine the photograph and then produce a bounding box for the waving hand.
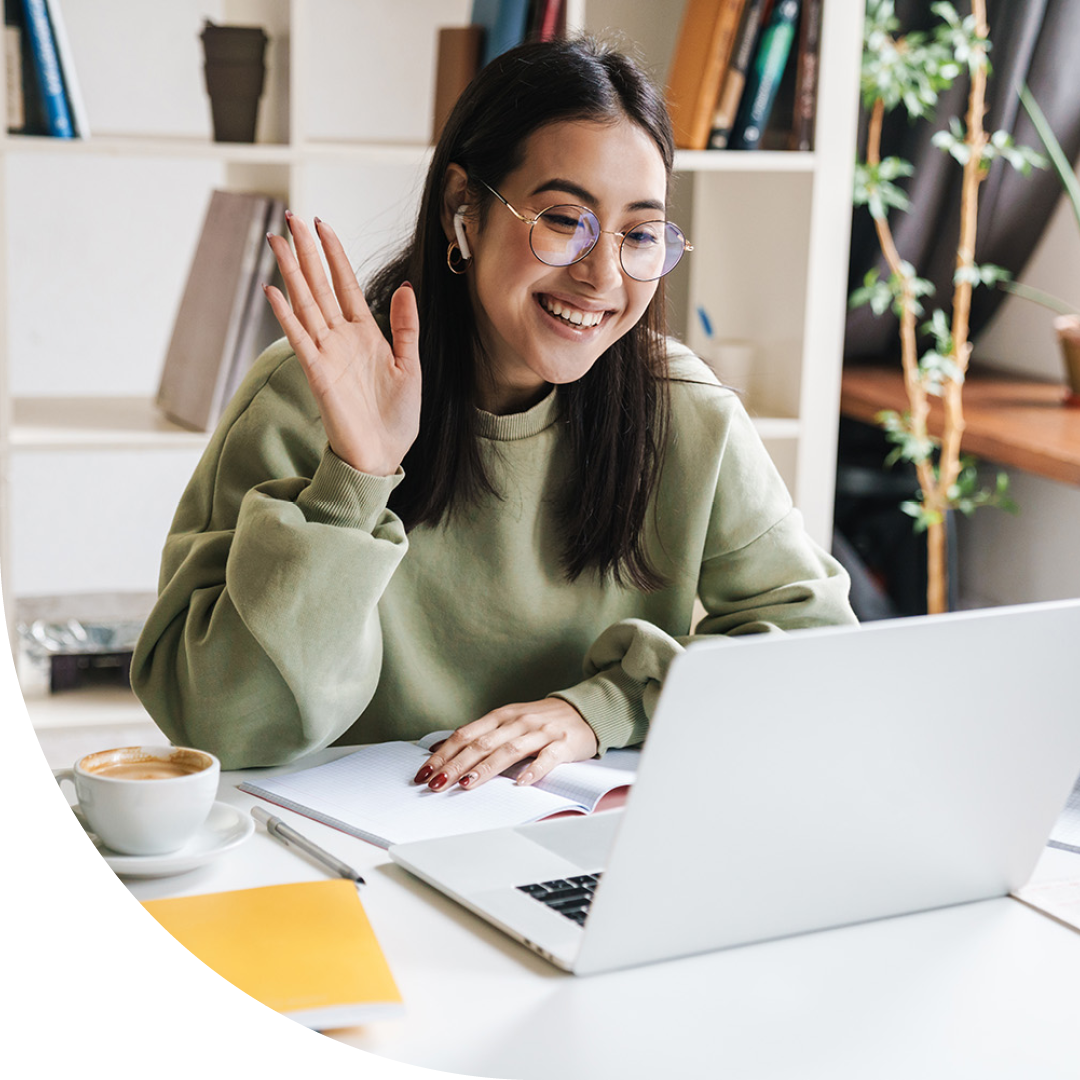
[264,213,421,477]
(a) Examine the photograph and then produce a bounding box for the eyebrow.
[528,178,665,215]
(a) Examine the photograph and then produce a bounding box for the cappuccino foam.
[90,760,201,780]
[82,746,211,781]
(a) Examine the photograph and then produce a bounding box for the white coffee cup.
[54,745,220,856]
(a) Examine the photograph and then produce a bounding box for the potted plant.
[1001,85,1080,403]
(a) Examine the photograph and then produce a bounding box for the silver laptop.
[389,600,1080,976]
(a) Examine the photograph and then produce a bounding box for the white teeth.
[542,297,604,327]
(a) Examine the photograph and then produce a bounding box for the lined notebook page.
[240,742,636,848]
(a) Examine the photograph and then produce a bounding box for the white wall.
[958,170,1080,607]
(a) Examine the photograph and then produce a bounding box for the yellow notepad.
[143,879,402,1030]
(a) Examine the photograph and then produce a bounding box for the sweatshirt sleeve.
[131,342,409,768]
[551,369,857,755]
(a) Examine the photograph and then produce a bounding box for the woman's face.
[460,118,668,413]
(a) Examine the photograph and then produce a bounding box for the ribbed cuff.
[551,665,650,756]
[296,446,404,532]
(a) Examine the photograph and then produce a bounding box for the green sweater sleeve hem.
[551,665,651,756]
[295,447,404,532]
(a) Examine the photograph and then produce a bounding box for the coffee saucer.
[94,801,254,878]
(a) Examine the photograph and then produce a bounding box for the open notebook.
[239,737,638,848]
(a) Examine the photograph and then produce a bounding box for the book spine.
[707,0,771,150]
[19,0,72,137]
[790,0,821,151]
[4,25,23,129]
[431,24,483,142]
[484,0,530,67]
[728,0,800,151]
[43,0,88,138]
[666,0,749,151]
[536,0,562,41]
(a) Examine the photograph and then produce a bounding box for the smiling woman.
[130,37,857,791]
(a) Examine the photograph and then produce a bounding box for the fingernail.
[459,772,478,788]
[313,216,322,232]
[402,280,413,290]
[265,232,274,245]
[515,772,534,787]
[414,765,434,784]
[285,210,295,231]
[428,772,448,791]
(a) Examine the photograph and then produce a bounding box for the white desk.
[36,724,1080,1080]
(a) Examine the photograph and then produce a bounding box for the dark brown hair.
[366,36,675,590]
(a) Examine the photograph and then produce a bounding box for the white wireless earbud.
[453,207,472,260]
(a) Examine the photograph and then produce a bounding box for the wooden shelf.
[841,365,1080,486]
[674,149,816,174]
[11,397,210,451]
[1,133,297,164]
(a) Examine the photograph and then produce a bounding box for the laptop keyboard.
[516,873,603,926]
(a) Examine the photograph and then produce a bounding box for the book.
[471,0,530,68]
[218,197,286,408]
[790,0,821,150]
[239,739,639,849]
[4,24,22,129]
[157,189,282,432]
[729,0,801,151]
[431,25,483,143]
[19,0,72,137]
[43,0,88,138]
[666,0,748,151]
[531,0,563,41]
[142,880,402,1030]
[708,0,772,150]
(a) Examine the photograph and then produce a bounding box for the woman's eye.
[625,226,663,248]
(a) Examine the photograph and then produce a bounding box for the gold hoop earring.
[446,241,469,275]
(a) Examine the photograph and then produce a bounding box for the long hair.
[366,36,675,591]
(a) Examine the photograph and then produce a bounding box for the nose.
[567,231,624,292]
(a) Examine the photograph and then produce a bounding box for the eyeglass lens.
[530,206,686,281]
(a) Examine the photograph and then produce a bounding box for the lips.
[538,294,610,328]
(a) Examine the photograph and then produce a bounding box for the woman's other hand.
[264,214,421,477]
[413,698,600,791]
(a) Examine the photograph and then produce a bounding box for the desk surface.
[38,723,1080,1080]
[840,365,1080,485]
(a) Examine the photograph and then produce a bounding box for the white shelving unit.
[0,0,863,727]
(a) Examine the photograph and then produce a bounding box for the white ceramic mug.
[53,745,220,856]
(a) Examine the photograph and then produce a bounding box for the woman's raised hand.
[264,213,421,477]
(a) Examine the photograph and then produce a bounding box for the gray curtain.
[845,0,1080,361]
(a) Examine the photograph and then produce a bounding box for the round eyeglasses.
[478,180,692,282]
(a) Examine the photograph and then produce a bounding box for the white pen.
[251,806,366,885]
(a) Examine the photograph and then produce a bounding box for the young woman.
[131,37,856,787]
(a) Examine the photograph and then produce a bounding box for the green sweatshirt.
[131,338,856,769]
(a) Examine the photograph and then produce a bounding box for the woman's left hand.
[413,698,599,791]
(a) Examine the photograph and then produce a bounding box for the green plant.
[851,0,1041,613]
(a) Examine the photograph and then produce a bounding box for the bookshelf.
[0,0,863,725]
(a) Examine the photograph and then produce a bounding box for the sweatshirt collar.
[474,386,560,440]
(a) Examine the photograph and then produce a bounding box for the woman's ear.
[440,163,471,245]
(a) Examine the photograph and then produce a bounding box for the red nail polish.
[415,765,434,784]
[313,216,323,232]
[402,280,413,290]
[459,772,478,788]
[429,772,448,791]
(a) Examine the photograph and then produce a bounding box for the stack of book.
[4,0,88,138]
[431,0,566,142]
[156,190,286,433]
[666,0,823,153]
